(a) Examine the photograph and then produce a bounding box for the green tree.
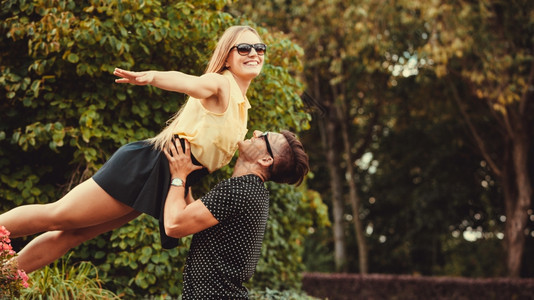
[366,74,507,276]
[1,0,327,296]
[413,0,534,277]
[232,0,534,278]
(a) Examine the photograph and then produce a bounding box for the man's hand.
[163,139,203,181]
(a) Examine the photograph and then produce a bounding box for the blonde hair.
[148,26,262,150]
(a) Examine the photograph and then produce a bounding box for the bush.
[302,272,534,300]
[21,254,119,300]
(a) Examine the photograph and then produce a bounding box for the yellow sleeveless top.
[175,70,251,172]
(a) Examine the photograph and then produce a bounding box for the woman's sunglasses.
[230,43,267,56]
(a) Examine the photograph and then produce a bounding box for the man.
[162,129,309,299]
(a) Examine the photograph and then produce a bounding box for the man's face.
[238,130,287,169]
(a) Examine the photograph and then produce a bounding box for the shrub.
[21,254,119,300]
[302,272,534,300]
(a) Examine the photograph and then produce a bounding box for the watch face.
[171,178,183,187]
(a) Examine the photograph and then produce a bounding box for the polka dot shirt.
[181,174,270,299]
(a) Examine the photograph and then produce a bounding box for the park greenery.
[1,0,533,298]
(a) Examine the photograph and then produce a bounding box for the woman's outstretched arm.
[113,68,227,101]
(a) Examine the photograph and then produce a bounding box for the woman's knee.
[51,229,94,249]
[45,180,132,231]
[43,202,80,231]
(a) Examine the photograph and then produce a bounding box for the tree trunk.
[504,119,532,277]
[336,103,369,274]
[342,138,369,274]
[321,114,347,272]
[313,74,347,272]
[450,80,532,277]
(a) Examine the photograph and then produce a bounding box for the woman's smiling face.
[225,30,265,80]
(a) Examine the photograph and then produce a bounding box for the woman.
[0,25,266,273]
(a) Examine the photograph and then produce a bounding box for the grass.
[20,254,119,300]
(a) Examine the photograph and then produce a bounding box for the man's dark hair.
[270,130,309,186]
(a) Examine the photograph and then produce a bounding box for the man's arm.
[162,140,219,238]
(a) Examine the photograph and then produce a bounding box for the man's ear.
[258,156,273,169]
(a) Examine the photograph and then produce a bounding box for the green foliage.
[21,254,119,299]
[302,226,335,273]
[1,0,324,296]
[366,105,504,275]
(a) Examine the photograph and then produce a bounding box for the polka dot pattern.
[181,174,270,299]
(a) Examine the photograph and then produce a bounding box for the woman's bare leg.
[16,210,141,273]
[0,178,135,238]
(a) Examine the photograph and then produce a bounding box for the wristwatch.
[170,178,184,187]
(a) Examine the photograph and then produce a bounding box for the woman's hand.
[163,139,203,180]
[114,68,155,85]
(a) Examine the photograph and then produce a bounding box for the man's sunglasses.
[230,43,267,56]
[260,132,274,171]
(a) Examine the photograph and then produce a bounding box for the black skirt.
[92,139,208,249]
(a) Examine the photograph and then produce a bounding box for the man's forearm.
[163,185,188,233]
